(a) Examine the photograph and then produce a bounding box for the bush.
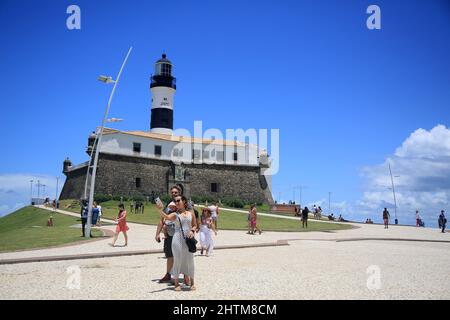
[94,194,112,203]
[220,197,245,208]
[250,200,263,206]
[229,198,245,208]
[188,195,219,205]
[190,195,202,204]
[160,194,172,204]
[130,194,145,202]
[110,195,122,201]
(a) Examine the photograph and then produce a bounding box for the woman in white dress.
[199,208,217,256]
[157,195,197,291]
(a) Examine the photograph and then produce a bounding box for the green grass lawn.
[215,210,353,232]
[58,199,354,232]
[59,199,163,225]
[0,206,103,253]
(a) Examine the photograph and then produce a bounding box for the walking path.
[0,205,447,264]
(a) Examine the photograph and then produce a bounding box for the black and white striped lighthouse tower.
[150,53,176,135]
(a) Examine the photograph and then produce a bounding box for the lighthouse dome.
[156,53,172,64]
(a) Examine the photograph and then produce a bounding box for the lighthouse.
[150,53,176,135]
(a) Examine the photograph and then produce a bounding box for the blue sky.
[0,0,449,226]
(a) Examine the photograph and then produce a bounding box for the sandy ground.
[0,206,449,299]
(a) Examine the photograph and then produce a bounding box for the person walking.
[383,208,390,229]
[199,208,216,256]
[318,206,323,219]
[157,196,197,291]
[313,205,318,219]
[302,206,309,228]
[416,210,421,227]
[96,202,102,226]
[250,205,262,234]
[80,199,92,237]
[247,206,253,234]
[130,200,135,214]
[110,204,129,247]
[209,202,219,231]
[92,202,100,227]
[438,210,447,233]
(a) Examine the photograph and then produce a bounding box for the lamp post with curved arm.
[85,47,133,238]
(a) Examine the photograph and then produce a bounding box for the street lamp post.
[85,47,133,238]
[55,177,60,210]
[328,192,332,215]
[389,163,399,225]
[293,186,307,206]
[30,180,34,205]
[37,180,41,203]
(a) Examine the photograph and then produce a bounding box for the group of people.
[153,186,220,292]
[129,200,145,214]
[415,210,425,227]
[380,208,446,232]
[364,218,374,224]
[79,200,103,237]
[312,205,323,219]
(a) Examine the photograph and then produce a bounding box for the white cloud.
[395,125,450,159]
[0,173,64,217]
[357,124,450,227]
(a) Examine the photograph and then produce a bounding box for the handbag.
[177,215,197,253]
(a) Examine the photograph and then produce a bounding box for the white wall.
[99,133,260,166]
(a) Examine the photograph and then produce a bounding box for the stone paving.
[0,206,449,299]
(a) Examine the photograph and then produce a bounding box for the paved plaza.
[1,207,449,299]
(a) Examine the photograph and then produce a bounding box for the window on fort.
[173,148,184,158]
[203,150,209,159]
[155,145,162,156]
[233,152,238,161]
[136,178,141,188]
[211,183,219,193]
[193,149,201,160]
[216,151,224,161]
[133,143,141,153]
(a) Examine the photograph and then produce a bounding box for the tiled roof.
[102,128,257,147]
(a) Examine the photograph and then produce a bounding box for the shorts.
[212,215,218,221]
[164,236,173,258]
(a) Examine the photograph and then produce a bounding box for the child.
[47,216,54,227]
[199,208,217,256]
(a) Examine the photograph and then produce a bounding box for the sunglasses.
[175,199,182,203]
